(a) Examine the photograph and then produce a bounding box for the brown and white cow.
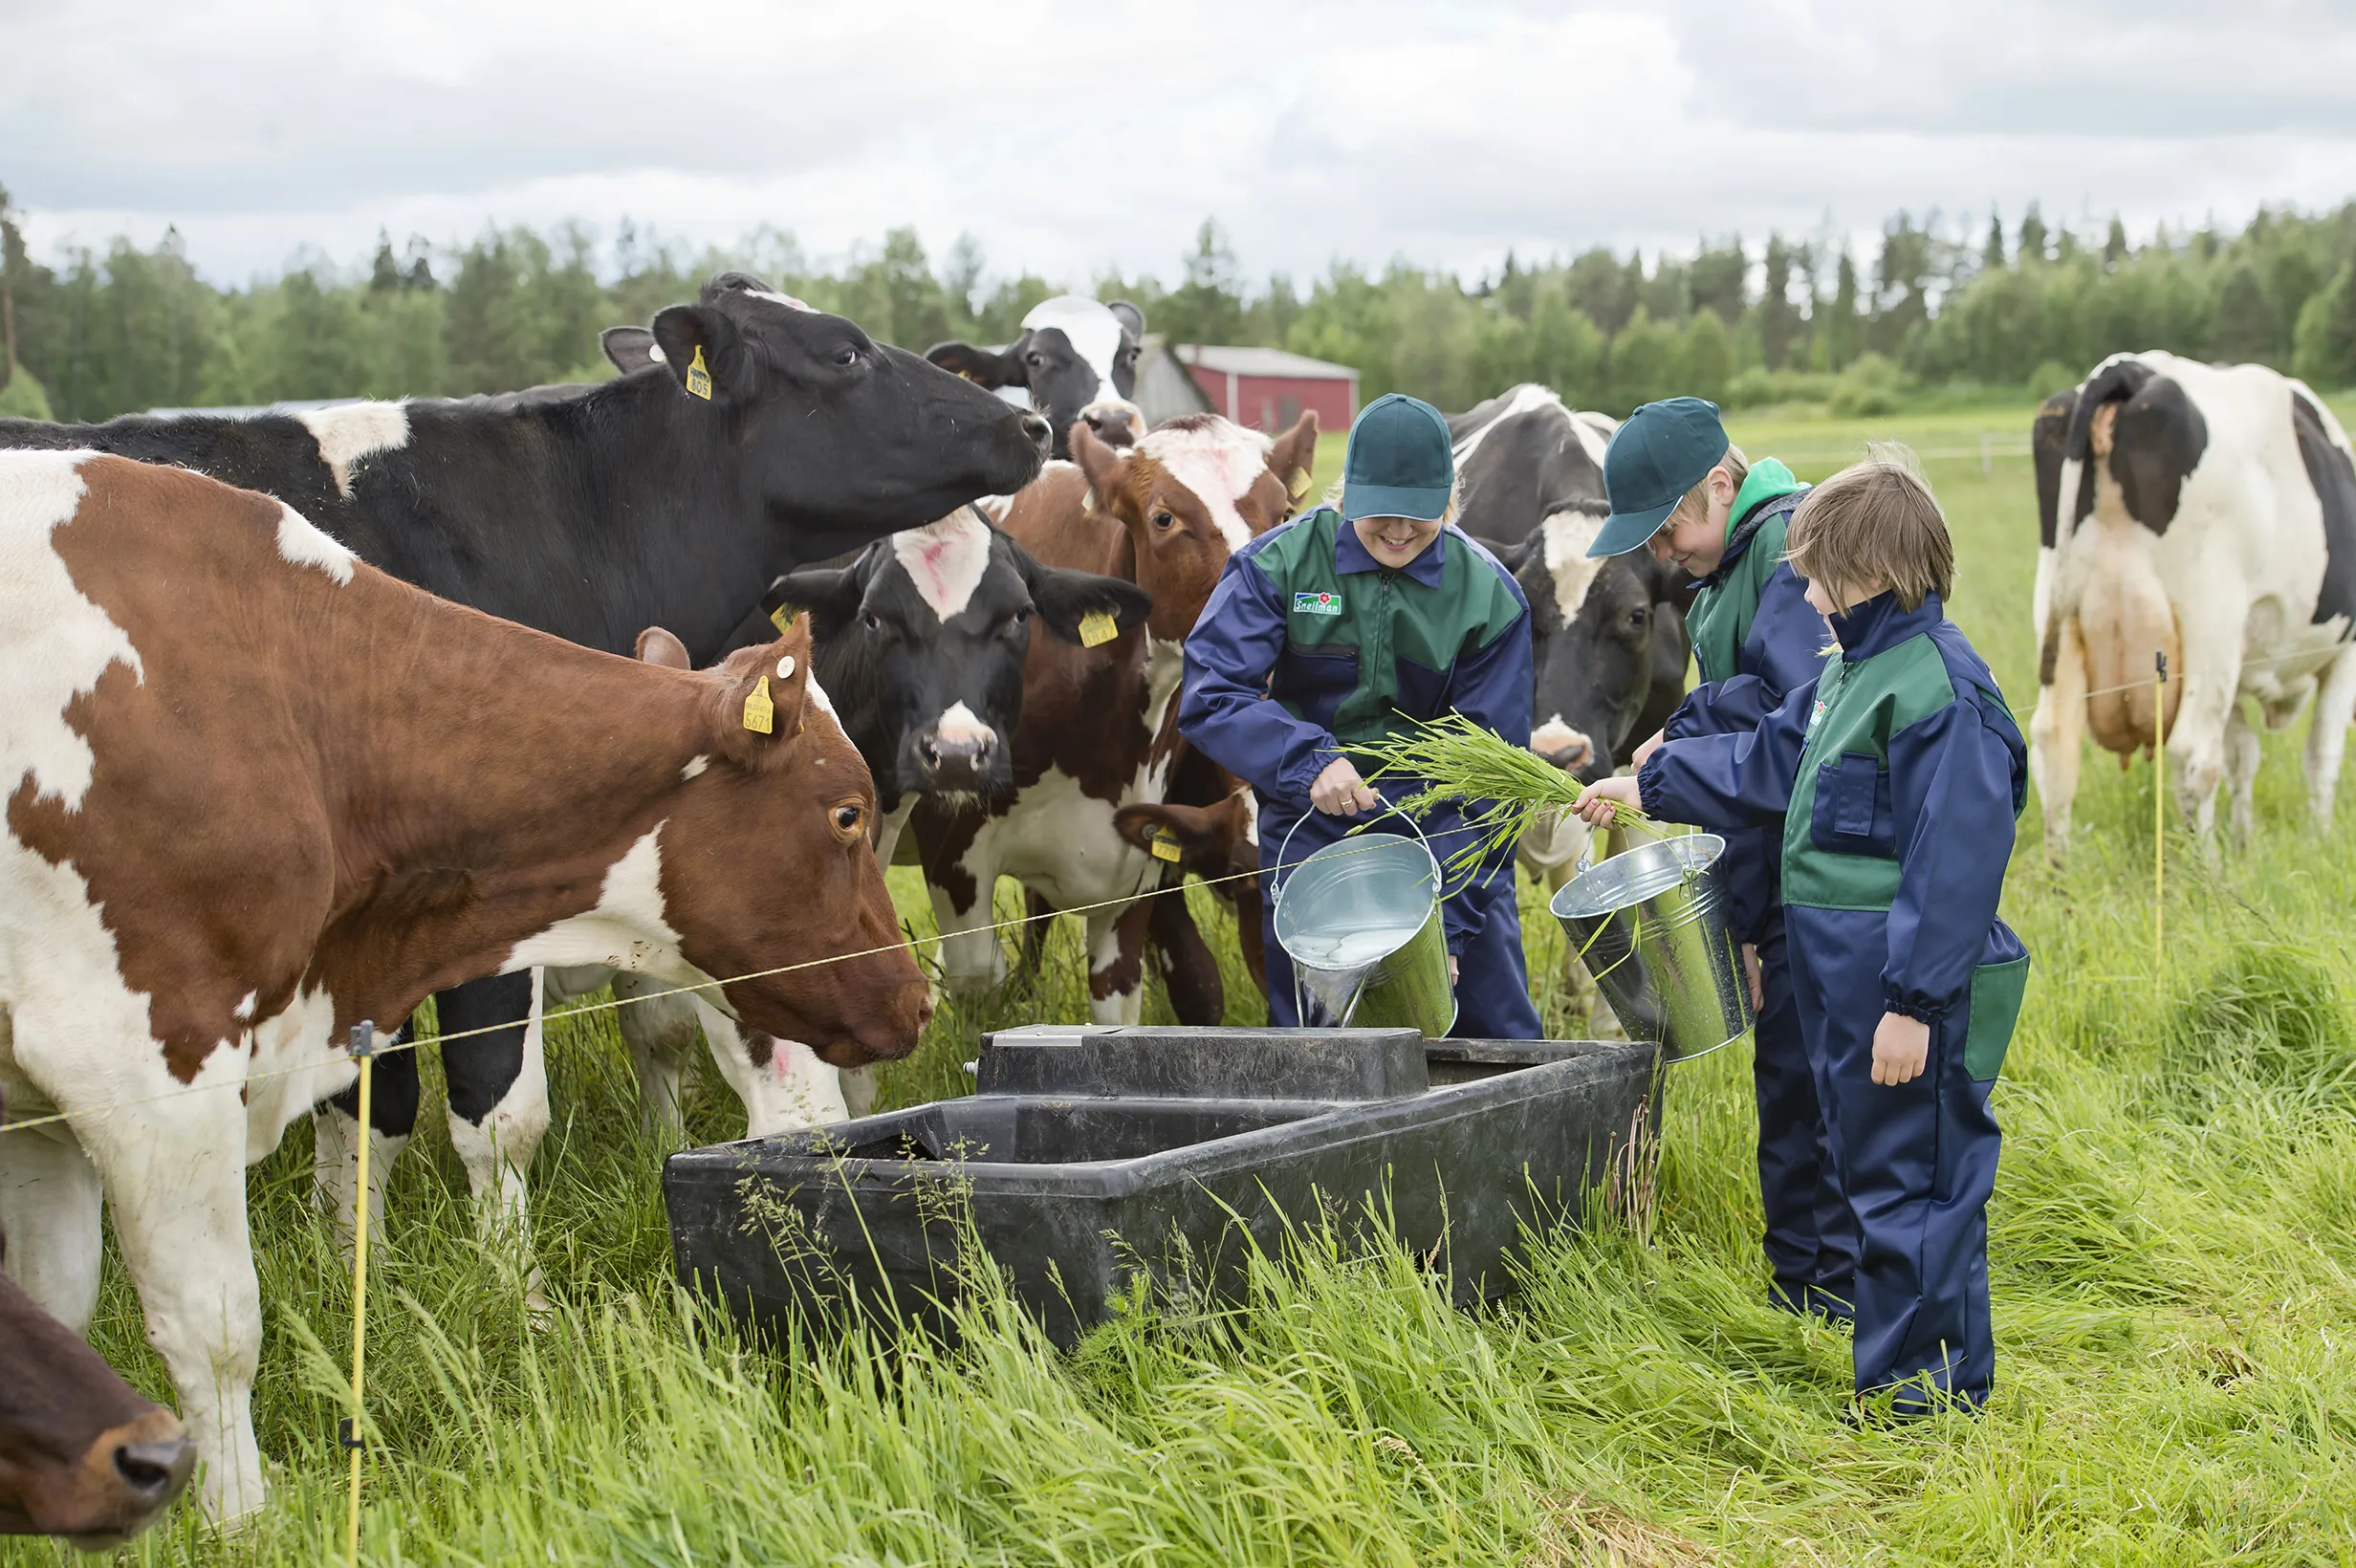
[0,452,927,1521]
[913,412,1317,1022]
[0,1093,194,1549]
[2031,351,2356,853]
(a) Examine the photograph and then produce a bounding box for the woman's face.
[1354,513,1445,570]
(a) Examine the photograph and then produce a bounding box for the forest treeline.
[4,184,2355,425]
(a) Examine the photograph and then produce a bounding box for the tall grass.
[11,411,2356,1564]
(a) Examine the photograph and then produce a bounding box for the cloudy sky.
[6,0,2352,290]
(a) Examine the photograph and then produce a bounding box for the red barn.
[1179,346,1359,434]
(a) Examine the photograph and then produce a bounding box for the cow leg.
[609,971,698,1145]
[437,972,549,1308]
[0,1122,105,1335]
[687,998,852,1135]
[2224,700,2262,845]
[1086,901,1152,1025]
[2305,648,2356,831]
[1147,888,1226,1025]
[313,1027,418,1258]
[2169,658,2239,846]
[2028,615,2088,863]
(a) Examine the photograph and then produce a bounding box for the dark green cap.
[1587,397,1730,556]
[1341,393,1454,522]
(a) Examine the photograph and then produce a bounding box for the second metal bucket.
[1549,832,1750,1061]
[1272,814,1456,1039]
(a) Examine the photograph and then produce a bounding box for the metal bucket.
[1548,832,1750,1061]
[1272,811,1456,1039]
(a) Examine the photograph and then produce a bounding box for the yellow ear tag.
[1287,467,1314,503]
[1148,824,1183,863]
[770,604,796,634]
[686,344,713,402]
[741,674,774,734]
[1078,610,1120,648]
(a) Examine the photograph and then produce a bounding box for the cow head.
[927,296,1147,457]
[769,509,1153,805]
[1114,794,1257,882]
[603,273,1049,547]
[1073,412,1320,639]
[0,1087,194,1548]
[1504,508,1663,782]
[635,621,931,1066]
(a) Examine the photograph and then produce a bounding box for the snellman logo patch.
[1293,591,1343,616]
[1808,698,1828,731]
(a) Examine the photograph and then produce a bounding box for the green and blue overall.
[1669,458,1860,1317]
[1642,591,2030,1409]
[1180,506,1542,1037]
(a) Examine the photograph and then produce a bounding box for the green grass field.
[14,402,2356,1565]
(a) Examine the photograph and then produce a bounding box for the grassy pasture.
[13,401,2356,1564]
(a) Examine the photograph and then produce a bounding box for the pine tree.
[2018,203,2048,266]
[1983,209,2005,273]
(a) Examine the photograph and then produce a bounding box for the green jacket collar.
[1715,458,1804,567]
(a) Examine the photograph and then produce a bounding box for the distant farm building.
[1177,345,1359,434]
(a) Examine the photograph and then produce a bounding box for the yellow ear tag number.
[742,675,774,734]
[770,604,796,634]
[1148,824,1183,863]
[1287,467,1314,503]
[1078,610,1120,648]
[686,344,713,402]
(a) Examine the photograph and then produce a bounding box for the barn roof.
[1175,345,1360,381]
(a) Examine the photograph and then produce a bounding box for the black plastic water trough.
[664,1027,1658,1345]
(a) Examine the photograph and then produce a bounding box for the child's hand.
[1310,757,1380,817]
[1630,729,1668,769]
[1871,1012,1931,1085]
[1573,774,1640,825]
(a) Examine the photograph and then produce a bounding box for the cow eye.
[1628,605,1649,630]
[833,803,863,838]
[1002,609,1030,636]
[1026,351,1048,370]
[833,345,862,368]
[1150,509,1177,532]
[862,611,885,634]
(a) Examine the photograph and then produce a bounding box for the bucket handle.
[1269,792,1436,905]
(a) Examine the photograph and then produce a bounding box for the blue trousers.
[1260,805,1540,1038]
[1786,906,2003,1411]
[1751,916,1860,1318]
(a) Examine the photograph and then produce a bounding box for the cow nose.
[919,730,996,788]
[1530,723,1594,773]
[111,1436,195,1506]
[1017,410,1052,455]
[1080,401,1142,447]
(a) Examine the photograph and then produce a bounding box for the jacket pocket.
[1276,639,1359,729]
[1809,751,1894,857]
[1964,954,2031,1082]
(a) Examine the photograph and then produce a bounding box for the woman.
[1178,393,1541,1036]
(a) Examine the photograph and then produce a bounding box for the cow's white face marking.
[679,754,709,781]
[933,701,994,748]
[274,501,356,584]
[294,403,410,498]
[1539,510,1608,626]
[1139,420,1273,553]
[891,512,993,621]
[1021,295,1128,394]
[0,452,140,811]
[747,290,814,313]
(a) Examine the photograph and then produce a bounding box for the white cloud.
[6,0,2352,292]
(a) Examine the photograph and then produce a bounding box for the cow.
[575,510,1155,1132]
[2030,351,2356,855]
[0,452,927,1520]
[0,272,1044,1268]
[1450,384,1691,877]
[914,412,1320,1023]
[0,1093,194,1549]
[927,295,1148,457]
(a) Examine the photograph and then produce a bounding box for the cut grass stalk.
[1359,713,1669,876]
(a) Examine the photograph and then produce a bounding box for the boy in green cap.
[1587,397,1859,1319]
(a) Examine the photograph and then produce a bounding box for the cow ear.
[1105,300,1145,339]
[602,326,664,375]
[1072,421,1130,508]
[768,563,863,627]
[650,304,749,403]
[636,625,693,668]
[1113,801,1214,858]
[1022,554,1155,644]
[927,338,1025,389]
[1496,524,1540,576]
[710,632,814,764]
[1268,410,1320,505]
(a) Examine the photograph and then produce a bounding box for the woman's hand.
[1630,729,1668,769]
[1871,1012,1931,1086]
[1311,757,1380,817]
[1572,774,1641,826]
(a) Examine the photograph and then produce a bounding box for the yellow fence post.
[344,1020,376,1568]
[2154,655,2167,1006]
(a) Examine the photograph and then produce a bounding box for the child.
[1181,393,1541,1037]
[1576,450,2030,1414]
[1588,397,1858,1321]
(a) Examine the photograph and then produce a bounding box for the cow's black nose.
[113,1437,195,1503]
[1083,406,1140,448]
[1017,411,1052,455]
[920,732,996,789]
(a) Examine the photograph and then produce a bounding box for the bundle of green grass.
[1362,714,1669,876]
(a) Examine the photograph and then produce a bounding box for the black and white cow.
[927,296,1146,457]
[0,272,1047,1254]
[2032,350,2356,853]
